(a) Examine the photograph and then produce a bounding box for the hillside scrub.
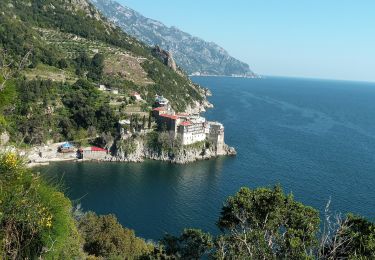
[78,212,153,259]
[0,0,209,160]
[0,153,153,259]
[0,0,206,116]
[0,78,119,145]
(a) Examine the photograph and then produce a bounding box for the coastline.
[189,74,261,79]
[1,79,238,168]
[24,142,236,168]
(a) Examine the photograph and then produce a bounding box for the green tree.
[78,212,152,259]
[161,229,213,260]
[57,58,68,69]
[321,214,375,259]
[142,115,146,130]
[148,112,152,129]
[215,185,320,259]
[87,53,105,81]
[135,115,139,132]
[74,52,90,71]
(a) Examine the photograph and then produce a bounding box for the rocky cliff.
[152,45,177,72]
[91,0,257,77]
[113,136,236,164]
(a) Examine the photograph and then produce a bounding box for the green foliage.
[61,79,118,139]
[0,80,17,111]
[0,115,6,132]
[0,14,62,68]
[0,153,84,259]
[184,140,206,150]
[216,185,320,259]
[161,229,213,260]
[0,0,150,57]
[78,212,152,259]
[74,52,105,80]
[118,138,137,156]
[0,78,120,145]
[87,53,105,80]
[330,214,375,259]
[2,150,375,260]
[146,131,182,156]
[57,58,68,69]
[0,0,207,147]
[141,61,203,112]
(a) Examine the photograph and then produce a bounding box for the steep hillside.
[91,0,257,77]
[0,0,204,107]
[0,0,206,145]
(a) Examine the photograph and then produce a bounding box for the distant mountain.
[91,0,257,77]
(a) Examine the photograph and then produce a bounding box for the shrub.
[78,212,153,259]
[0,152,84,259]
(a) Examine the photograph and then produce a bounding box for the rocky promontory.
[113,136,236,164]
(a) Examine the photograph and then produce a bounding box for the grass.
[35,27,153,86]
[104,53,153,86]
[24,64,77,83]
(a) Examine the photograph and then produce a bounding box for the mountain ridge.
[91,0,257,77]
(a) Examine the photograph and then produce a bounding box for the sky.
[118,0,375,82]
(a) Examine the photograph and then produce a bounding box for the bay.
[39,76,375,240]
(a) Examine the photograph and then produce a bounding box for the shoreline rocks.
[16,139,236,168]
[112,137,236,164]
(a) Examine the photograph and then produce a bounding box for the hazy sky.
[118,0,375,82]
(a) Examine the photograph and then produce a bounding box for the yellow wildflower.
[1,153,18,169]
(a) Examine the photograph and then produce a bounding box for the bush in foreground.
[78,212,153,259]
[0,153,84,259]
[1,153,374,259]
[156,186,375,259]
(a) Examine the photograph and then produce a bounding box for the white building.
[131,92,142,101]
[155,95,169,107]
[98,84,108,91]
[177,116,206,145]
[152,106,226,149]
[111,89,119,95]
[207,121,225,154]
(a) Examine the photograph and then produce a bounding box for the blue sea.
[39,76,375,240]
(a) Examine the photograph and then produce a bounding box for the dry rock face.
[152,46,177,71]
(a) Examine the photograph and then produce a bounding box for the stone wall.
[82,150,108,160]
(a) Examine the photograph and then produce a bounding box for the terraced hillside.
[0,0,207,146]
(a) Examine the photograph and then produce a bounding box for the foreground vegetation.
[1,152,374,259]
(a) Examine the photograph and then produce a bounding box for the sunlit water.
[39,76,375,240]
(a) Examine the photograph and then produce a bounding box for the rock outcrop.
[152,45,177,71]
[113,136,236,164]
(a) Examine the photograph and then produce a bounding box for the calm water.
[39,76,375,240]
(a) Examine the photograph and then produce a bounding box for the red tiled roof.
[180,121,192,126]
[152,106,166,111]
[91,147,108,152]
[160,114,179,120]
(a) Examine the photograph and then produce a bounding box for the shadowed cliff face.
[91,0,257,77]
[152,46,177,72]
